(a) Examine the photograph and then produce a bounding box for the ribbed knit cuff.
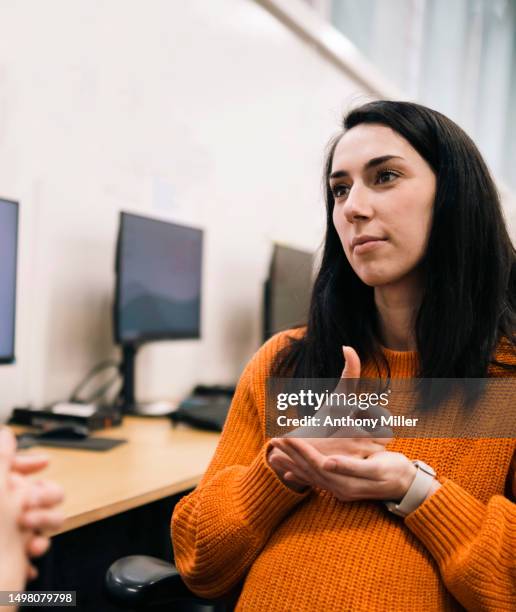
[235,443,310,536]
[404,478,485,566]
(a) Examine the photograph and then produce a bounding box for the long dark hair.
[272,100,516,379]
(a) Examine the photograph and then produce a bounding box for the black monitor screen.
[115,212,203,344]
[0,199,18,363]
[264,243,313,339]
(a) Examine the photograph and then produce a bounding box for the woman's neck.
[374,272,422,351]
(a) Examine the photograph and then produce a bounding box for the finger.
[326,433,387,456]
[0,427,17,480]
[370,437,392,447]
[27,480,64,509]
[285,438,329,472]
[323,455,379,480]
[275,439,330,487]
[12,454,49,475]
[26,563,39,582]
[269,442,315,481]
[333,346,361,401]
[27,535,51,558]
[358,403,394,439]
[19,509,65,532]
[283,472,310,487]
[272,439,317,477]
[268,451,295,473]
[341,346,361,378]
[269,453,312,483]
[289,441,382,500]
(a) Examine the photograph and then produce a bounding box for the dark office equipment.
[32,424,89,440]
[16,430,126,452]
[263,243,314,341]
[9,404,123,431]
[171,385,234,432]
[191,383,235,397]
[0,198,18,364]
[114,212,203,414]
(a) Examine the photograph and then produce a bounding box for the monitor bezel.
[0,198,19,364]
[264,242,313,340]
[113,211,203,346]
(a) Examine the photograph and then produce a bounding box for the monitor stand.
[119,343,138,414]
[118,344,178,417]
[130,400,177,416]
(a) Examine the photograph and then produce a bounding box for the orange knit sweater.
[172,331,516,611]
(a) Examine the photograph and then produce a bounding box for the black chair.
[105,555,231,610]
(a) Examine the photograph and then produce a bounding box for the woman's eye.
[376,170,399,184]
[332,184,350,198]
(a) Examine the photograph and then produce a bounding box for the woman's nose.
[343,184,374,222]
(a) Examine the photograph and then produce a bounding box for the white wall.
[0,0,376,416]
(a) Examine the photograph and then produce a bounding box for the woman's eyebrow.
[329,155,405,180]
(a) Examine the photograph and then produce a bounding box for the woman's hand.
[269,346,390,488]
[270,437,420,503]
[267,446,310,492]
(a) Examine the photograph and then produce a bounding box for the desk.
[16,417,220,611]
[19,417,220,534]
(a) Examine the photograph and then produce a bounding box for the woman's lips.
[353,239,388,254]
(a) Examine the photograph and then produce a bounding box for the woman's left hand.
[270,437,418,502]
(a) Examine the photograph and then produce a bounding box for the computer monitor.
[114,212,203,412]
[0,198,19,364]
[263,243,314,341]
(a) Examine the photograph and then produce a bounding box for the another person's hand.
[11,445,64,571]
[2,428,65,580]
[11,452,49,476]
[12,472,64,577]
[0,428,32,594]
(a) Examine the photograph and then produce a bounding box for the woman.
[172,101,516,611]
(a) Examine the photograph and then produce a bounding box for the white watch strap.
[385,461,436,517]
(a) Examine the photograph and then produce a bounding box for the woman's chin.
[356,269,402,287]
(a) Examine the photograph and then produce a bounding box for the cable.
[84,373,121,405]
[68,359,120,403]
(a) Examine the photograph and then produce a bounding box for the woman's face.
[330,123,436,287]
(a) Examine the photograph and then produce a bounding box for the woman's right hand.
[267,346,390,490]
[267,435,389,492]
[267,445,310,492]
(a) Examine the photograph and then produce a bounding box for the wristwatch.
[384,460,437,518]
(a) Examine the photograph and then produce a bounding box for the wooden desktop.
[16,416,220,534]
